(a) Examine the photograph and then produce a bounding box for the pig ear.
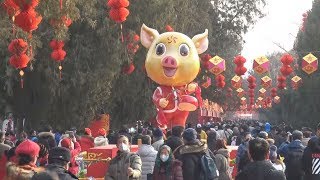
[140,24,159,49]
[192,29,209,54]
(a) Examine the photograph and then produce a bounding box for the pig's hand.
[159,98,169,108]
[187,83,197,93]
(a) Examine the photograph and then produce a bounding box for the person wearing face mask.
[105,135,142,180]
[152,145,183,180]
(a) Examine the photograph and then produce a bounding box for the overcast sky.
[242,0,313,68]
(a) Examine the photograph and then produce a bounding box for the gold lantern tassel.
[59,65,62,79]
[12,16,16,36]
[19,70,24,89]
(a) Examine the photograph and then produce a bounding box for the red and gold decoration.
[226,87,233,97]
[201,53,212,69]
[302,53,318,75]
[107,0,130,42]
[231,75,242,89]
[240,97,246,105]
[277,76,286,90]
[280,54,294,77]
[274,96,280,104]
[253,56,270,74]
[8,39,30,88]
[50,40,66,79]
[207,55,226,75]
[261,76,272,89]
[201,76,211,88]
[259,88,266,97]
[215,74,226,88]
[234,55,247,76]
[247,75,257,89]
[291,76,302,90]
[236,88,245,98]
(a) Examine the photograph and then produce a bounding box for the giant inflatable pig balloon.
[140,24,208,129]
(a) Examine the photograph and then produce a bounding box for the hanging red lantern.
[122,62,135,75]
[281,54,294,65]
[8,39,28,55]
[133,34,140,42]
[234,55,247,76]
[50,39,67,79]
[51,49,66,62]
[165,25,174,32]
[14,8,42,33]
[9,54,30,69]
[280,65,293,77]
[271,88,277,98]
[109,8,130,23]
[215,74,226,88]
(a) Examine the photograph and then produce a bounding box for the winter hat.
[60,138,72,148]
[160,145,171,153]
[153,128,163,138]
[15,139,40,157]
[84,128,91,135]
[183,128,197,142]
[48,147,71,162]
[196,124,202,128]
[98,128,106,136]
[269,145,277,161]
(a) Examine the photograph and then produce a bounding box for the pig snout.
[161,56,177,68]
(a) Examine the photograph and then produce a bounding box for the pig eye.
[155,43,166,56]
[179,44,189,56]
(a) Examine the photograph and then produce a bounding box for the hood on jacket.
[38,132,55,139]
[137,144,157,157]
[309,137,320,152]
[6,162,44,179]
[215,148,230,158]
[288,140,305,149]
[94,136,108,146]
[179,141,207,155]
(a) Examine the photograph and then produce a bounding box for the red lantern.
[109,8,130,23]
[234,55,247,76]
[14,8,42,32]
[8,39,28,55]
[166,25,174,32]
[51,49,66,62]
[122,62,135,75]
[133,34,140,42]
[9,54,30,69]
[281,54,294,65]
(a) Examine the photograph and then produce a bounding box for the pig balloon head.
[140,24,208,87]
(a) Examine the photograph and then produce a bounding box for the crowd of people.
[0,120,319,180]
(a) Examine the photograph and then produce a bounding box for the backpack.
[200,151,219,180]
[284,148,304,177]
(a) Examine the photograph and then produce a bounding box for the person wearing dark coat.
[236,138,286,180]
[302,124,320,180]
[38,126,57,150]
[46,147,78,180]
[152,145,183,180]
[207,129,218,153]
[165,126,184,152]
[175,128,213,180]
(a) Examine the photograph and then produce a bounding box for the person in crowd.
[152,145,183,180]
[175,128,210,180]
[54,129,63,145]
[60,136,81,176]
[29,130,38,142]
[37,143,49,167]
[258,131,268,139]
[236,132,252,172]
[6,139,44,179]
[132,127,144,145]
[269,145,285,172]
[214,139,231,180]
[302,123,320,180]
[4,132,15,147]
[236,138,286,180]
[207,129,218,153]
[137,135,158,180]
[38,125,57,150]
[19,131,28,141]
[196,124,208,143]
[79,128,94,152]
[165,126,184,152]
[0,131,11,158]
[46,147,78,180]
[107,130,117,144]
[31,171,60,180]
[280,130,305,180]
[302,130,312,146]
[236,124,249,145]
[94,128,109,147]
[105,135,142,180]
[152,128,164,151]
